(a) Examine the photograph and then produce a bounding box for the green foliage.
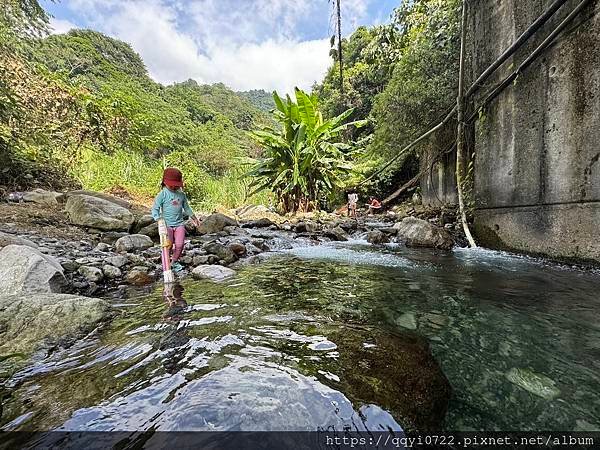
[247,89,366,212]
[238,89,275,113]
[371,0,460,158]
[2,23,270,209]
[314,0,461,202]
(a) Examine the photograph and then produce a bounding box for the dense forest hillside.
[315,0,460,199]
[2,26,270,209]
[237,89,275,113]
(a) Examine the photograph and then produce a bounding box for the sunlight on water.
[2,241,600,435]
[285,240,415,268]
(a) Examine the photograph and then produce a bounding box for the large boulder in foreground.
[192,265,236,282]
[65,194,135,231]
[0,245,66,295]
[197,213,238,235]
[394,217,454,250]
[0,293,109,356]
[328,328,451,431]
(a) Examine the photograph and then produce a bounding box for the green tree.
[247,89,366,212]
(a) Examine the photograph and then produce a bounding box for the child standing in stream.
[151,167,201,272]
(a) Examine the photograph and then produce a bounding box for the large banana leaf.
[247,88,365,212]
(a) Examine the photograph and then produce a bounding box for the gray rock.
[22,188,63,206]
[0,293,108,356]
[295,221,319,233]
[192,265,236,282]
[203,242,238,264]
[102,265,122,279]
[180,255,193,265]
[197,213,238,235]
[115,234,153,253]
[366,230,389,245]
[193,255,211,265]
[0,231,37,249]
[134,214,154,232]
[251,238,269,251]
[126,253,150,266]
[100,231,130,244]
[0,245,66,295]
[105,255,128,268]
[60,259,80,272]
[74,257,103,266]
[245,243,263,255]
[323,226,348,242]
[241,218,276,228]
[64,190,131,209]
[138,222,158,238]
[78,266,104,282]
[394,217,454,250]
[94,242,110,252]
[65,194,135,231]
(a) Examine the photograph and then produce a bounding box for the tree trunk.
[336,0,344,96]
[456,0,477,248]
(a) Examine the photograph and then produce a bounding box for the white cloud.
[57,0,377,93]
[49,18,76,34]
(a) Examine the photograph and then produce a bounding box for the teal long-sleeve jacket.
[151,187,194,227]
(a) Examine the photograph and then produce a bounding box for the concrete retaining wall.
[422,0,600,262]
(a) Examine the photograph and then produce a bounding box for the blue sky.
[42,0,399,94]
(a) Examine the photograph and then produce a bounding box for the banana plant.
[246,88,366,212]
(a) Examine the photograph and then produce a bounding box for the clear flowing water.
[2,240,600,434]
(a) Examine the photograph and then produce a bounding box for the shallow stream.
[2,240,600,434]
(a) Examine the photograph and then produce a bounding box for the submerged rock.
[396,312,418,330]
[192,265,236,282]
[0,245,66,295]
[327,328,451,432]
[394,217,454,250]
[126,267,155,286]
[0,293,109,356]
[505,368,561,400]
[65,194,135,231]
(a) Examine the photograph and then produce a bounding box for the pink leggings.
[167,226,186,262]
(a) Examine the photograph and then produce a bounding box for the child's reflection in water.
[162,282,188,323]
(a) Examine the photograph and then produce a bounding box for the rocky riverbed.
[0,188,463,373]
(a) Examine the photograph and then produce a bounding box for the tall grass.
[73,147,271,212]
